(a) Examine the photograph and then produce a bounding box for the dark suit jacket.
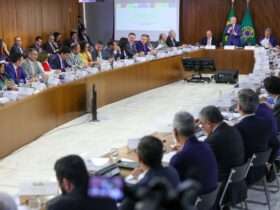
[166,37,180,47]
[135,41,150,55]
[122,43,137,59]
[259,36,278,47]
[79,34,93,46]
[102,48,121,60]
[10,44,24,57]
[235,114,274,185]
[44,42,59,54]
[49,54,70,71]
[200,36,217,46]
[224,24,242,46]
[170,136,218,195]
[5,63,26,84]
[273,97,280,132]
[91,48,106,61]
[207,122,245,181]
[47,190,118,210]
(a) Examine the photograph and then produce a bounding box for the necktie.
[16,67,20,80]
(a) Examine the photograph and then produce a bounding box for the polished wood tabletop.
[0,49,255,158]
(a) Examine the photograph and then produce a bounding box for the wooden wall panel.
[181,0,280,45]
[0,0,80,48]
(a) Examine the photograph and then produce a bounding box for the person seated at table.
[135,34,150,56]
[46,155,118,210]
[22,48,46,80]
[79,28,93,46]
[0,39,9,60]
[199,106,246,207]
[235,89,276,185]
[125,33,137,58]
[53,32,62,50]
[5,53,26,85]
[66,43,85,69]
[49,46,71,71]
[80,41,95,67]
[200,30,217,46]
[264,76,280,131]
[38,52,52,72]
[103,40,121,61]
[170,111,218,195]
[91,41,105,61]
[10,36,24,57]
[0,192,17,210]
[224,16,241,47]
[166,30,180,47]
[31,36,43,53]
[64,30,79,48]
[0,60,15,90]
[44,33,59,55]
[155,33,168,50]
[259,28,278,48]
[120,135,180,210]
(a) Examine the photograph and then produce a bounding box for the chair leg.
[263,178,272,210]
[244,200,249,210]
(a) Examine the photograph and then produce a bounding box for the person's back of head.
[54,155,89,196]
[173,111,195,139]
[0,192,17,210]
[9,53,23,64]
[264,76,280,96]
[237,89,259,115]
[59,46,71,55]
[119,37,128,50]
[137,136,163,169]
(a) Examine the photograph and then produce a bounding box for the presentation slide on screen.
[114,0,180,41]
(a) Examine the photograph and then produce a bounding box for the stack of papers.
[18,181,58,196]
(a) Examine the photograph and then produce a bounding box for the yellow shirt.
[80,52,93,66]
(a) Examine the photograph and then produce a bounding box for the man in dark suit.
[235,89,275,185]
[120,135,179,210]
[224,16,242,47]
[79,28,93,46]
[122,33,137,59]
[30,36,43,53]
[200,30,217,46]
[259,28,279,48]
[170,111,218,195]
[44,34,59,55]
[10,36,24,57]
[199,106,246,207]
[102,40,121,61]
[49,46,71,71]
[5,53,26,85]
[166,30,181,47]
[91,41,105,61]
[46,155,118,210]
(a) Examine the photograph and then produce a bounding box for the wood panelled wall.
[0,0,81,48]
[181,0,280,44]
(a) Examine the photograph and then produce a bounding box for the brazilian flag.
[241,8,256,46]
[222,7,236,45]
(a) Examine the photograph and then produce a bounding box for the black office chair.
[219,157,254,210]
[247,149,272,210]
[182,57,216,83]
[196,185,220,210]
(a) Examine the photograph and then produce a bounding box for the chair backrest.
[252,149,272,167]
[196,185,220,210]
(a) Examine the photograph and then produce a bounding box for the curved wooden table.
[0,49,254,158]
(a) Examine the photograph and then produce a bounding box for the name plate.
[244,46,256,50]
[224,45,236,50]
[205,45,216,50]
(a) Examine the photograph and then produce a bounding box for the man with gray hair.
[170,111,218,195]
[235,89,274,185]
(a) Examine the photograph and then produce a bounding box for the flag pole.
[231,0,235,8]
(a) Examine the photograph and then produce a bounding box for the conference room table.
[0,48,255,158]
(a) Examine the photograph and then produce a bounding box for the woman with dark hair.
[119,37,129,59]
[0,39,9,60]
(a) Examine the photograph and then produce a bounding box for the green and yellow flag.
[241,0,256,46]
[222,0,236,45]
